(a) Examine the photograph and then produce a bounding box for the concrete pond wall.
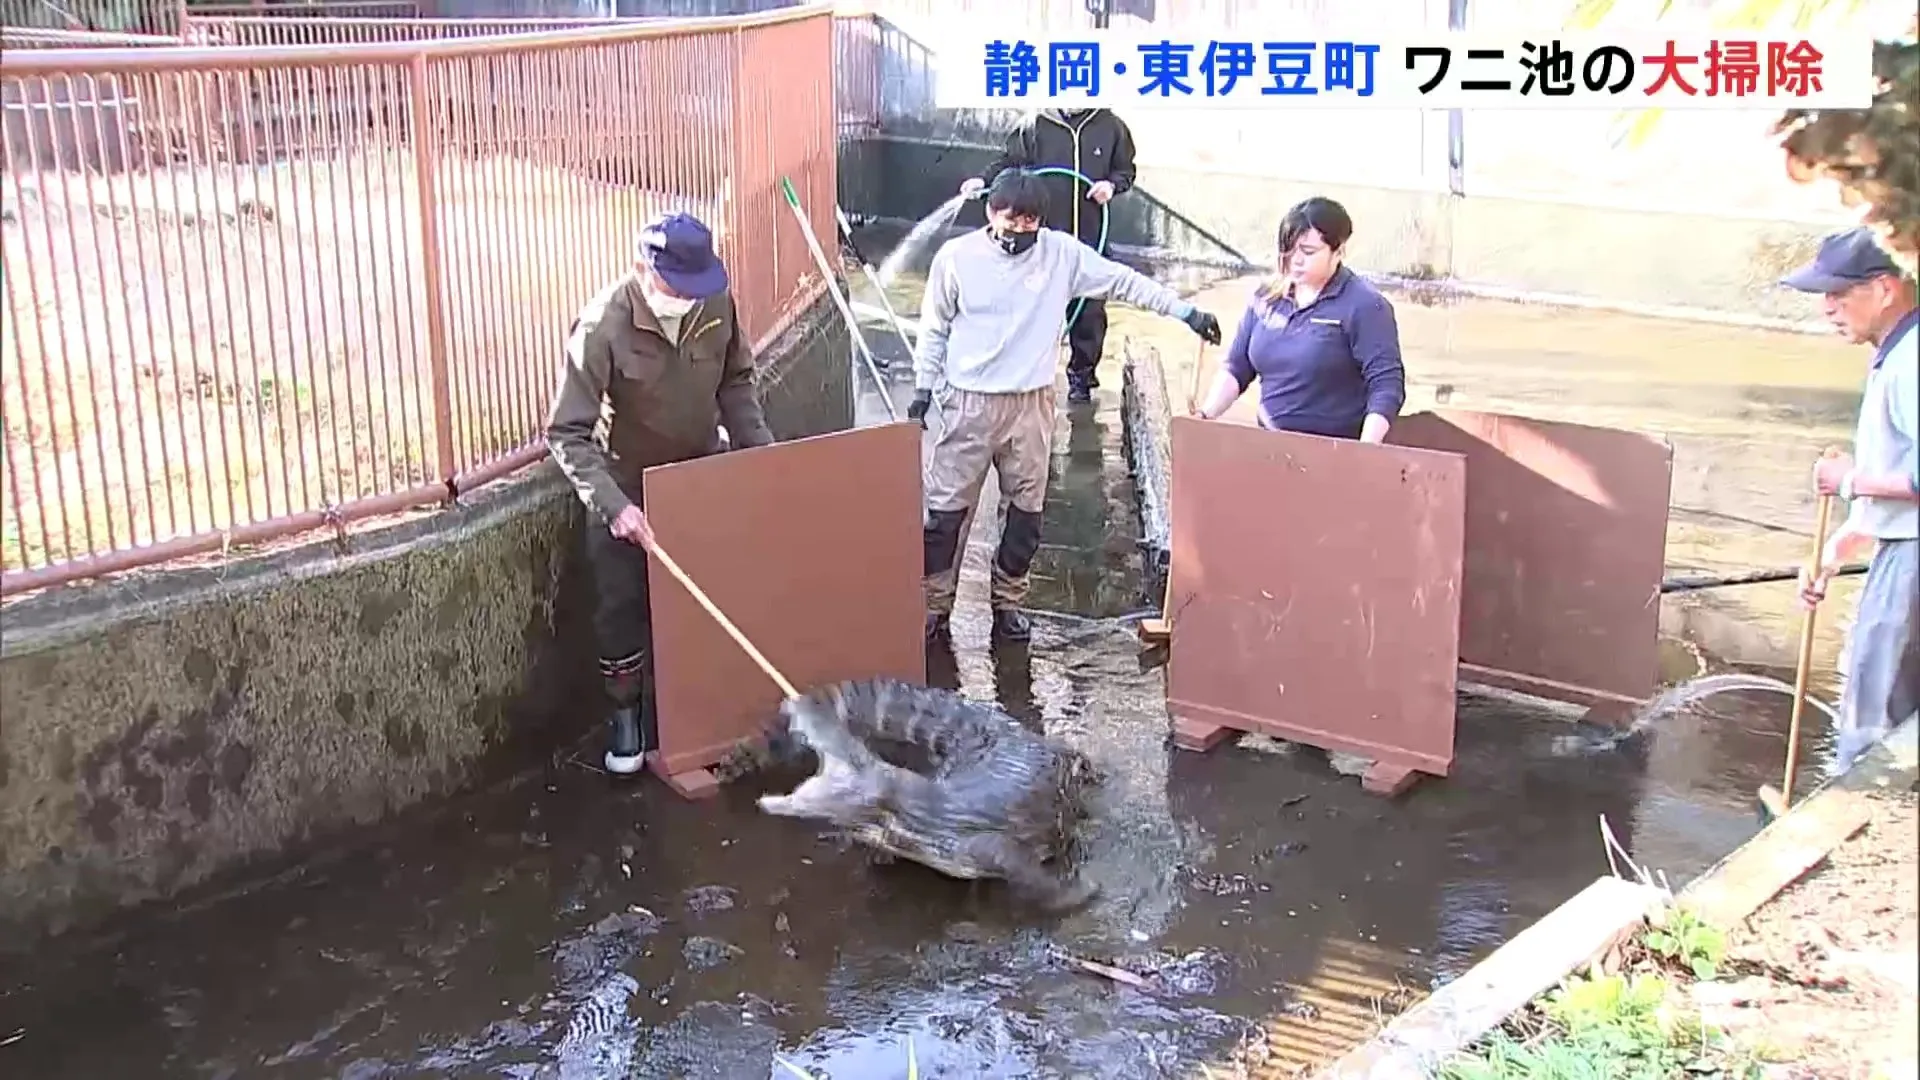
[835,0,1913,323]
[839,115,1840,324]
[0,295,852,950]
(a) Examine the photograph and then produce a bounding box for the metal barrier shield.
[1389,410,1673,710]
[644,422,926,791]
[1165,417,1467,791]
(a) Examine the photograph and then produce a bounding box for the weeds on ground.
[1438,915,1760,1080]
[1641,906,1728,982]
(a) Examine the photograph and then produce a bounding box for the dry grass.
[1,150,722,573]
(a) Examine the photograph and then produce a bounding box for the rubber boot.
[605,705,645,775]
[991,608,1032,642]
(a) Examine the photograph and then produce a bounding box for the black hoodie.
[978,108,1137,250]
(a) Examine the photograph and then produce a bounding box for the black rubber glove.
[907,389,933,429]
[1183,308,1223,345]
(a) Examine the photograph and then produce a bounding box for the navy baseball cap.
[635,212,729,299]
[1781,227,1902,293]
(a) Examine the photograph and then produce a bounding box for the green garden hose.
[1022,165,1112,333]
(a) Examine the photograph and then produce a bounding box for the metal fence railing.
[830,8,879,139]
[0,27,185,46]
[1,5,838,594]
[179,14,645,45]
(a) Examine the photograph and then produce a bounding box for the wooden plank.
[1318,876,1665,1080]
[1680,786,1873,930]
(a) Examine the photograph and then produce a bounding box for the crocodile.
[755,678,1102,911]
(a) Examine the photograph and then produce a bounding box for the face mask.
[644,286,695,320]
[993,227,1038,256]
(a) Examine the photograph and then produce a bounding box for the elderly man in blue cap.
[1784,227,1919,775]
[545,211,776,776]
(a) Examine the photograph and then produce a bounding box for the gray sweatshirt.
[913,227,1194,394]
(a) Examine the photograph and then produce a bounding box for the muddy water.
[0,606,1818,1079]
[0,241,1847,1078]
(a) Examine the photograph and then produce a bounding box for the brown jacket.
[544,273,773,521]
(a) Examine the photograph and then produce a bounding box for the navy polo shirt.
[1222,266,1407,439]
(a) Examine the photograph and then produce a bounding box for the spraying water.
[1633,673,1839,729]
[876,193,969,288]
[1547,673,1839,756]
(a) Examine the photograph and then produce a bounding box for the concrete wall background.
[0,294,851,950]
[847,0,1913,319]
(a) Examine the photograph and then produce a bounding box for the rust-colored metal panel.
[1389,410,1673,707]
[645,422,927,779]
[1166,417,1467,778]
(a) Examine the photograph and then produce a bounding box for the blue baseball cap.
[1781,227,1902,294]
[635,212,729,300]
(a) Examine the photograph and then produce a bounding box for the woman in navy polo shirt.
[1190,197,1406,442]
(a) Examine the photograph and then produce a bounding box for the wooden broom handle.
[644,539,800,699]
[1780,489,1838,806]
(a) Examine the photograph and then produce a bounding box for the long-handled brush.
[779,177,897,422]
[1757,488,1840,821]
[1137,339,1209,646]
[835,205,920,367]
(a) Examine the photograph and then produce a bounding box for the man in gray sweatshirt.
[909,169,1221,644]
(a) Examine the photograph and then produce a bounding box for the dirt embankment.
[1695,785,1919,1080]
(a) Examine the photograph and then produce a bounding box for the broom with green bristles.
[780,175,897,423]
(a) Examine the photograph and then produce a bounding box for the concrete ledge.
[1318,876,1666,1079]
[0,289,854,951]
[0,467,597,951]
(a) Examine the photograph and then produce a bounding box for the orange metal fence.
[0,6,838,595]
[179,15,649,47]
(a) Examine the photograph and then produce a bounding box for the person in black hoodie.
[959,108,1138,404]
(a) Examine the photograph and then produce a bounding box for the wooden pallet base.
[1169,714,1431,798]
[1171,715,1235,752]
[648,755,722,800]
[1361,760,1421,797]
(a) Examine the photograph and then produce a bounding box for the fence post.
[724,26,756,339]
[406,51,458,492]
